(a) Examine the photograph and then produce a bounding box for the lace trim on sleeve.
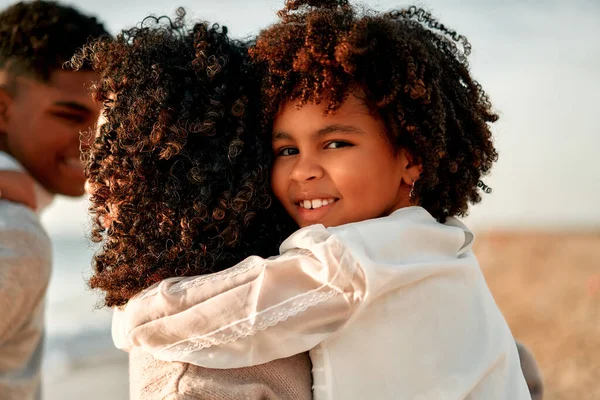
[136,249,315,301]
[158,249,359,360]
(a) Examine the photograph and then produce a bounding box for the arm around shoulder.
[113,224,367,368]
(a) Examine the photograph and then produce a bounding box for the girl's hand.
[0,171,37,210]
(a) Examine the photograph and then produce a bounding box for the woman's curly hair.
[251,0,499,222]
[71,10,294,307]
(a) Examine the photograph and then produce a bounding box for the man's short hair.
[0,0,108,81]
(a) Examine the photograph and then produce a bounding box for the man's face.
[1,70,100,196]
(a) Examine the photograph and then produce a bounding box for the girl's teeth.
[299,198,336,209]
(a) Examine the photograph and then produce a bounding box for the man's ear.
[0,86,13,132]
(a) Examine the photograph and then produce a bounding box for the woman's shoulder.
[128,348,188,399]
[129,348,313,400]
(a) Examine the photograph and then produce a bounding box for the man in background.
[0,1,107,398]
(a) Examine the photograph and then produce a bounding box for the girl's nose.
[290,155,324,182]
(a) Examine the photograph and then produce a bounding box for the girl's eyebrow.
[312,124,364,139]
[272,130,292,142]
[273,124,364,142]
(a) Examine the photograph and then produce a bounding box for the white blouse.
[113,207,531,400]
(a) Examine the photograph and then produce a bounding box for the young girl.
[109,2,535,399]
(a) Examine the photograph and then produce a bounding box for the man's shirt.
[0,151,53,400]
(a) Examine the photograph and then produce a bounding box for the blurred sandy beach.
[42,230,599,400]
[43,348,128,399]
[477,231,600,400]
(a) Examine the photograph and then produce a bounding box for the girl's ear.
[399,148,423,186]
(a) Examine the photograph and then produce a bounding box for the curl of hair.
[72,10,294,307]
[251,2,499,222]
[0,0,107,80]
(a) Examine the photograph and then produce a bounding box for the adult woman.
[72,11,311,399]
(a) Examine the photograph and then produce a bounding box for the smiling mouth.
[59,156,86,177]
[61,156,83,166]
[296,198,338,210]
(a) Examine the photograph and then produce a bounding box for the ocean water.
[43,235,123,381]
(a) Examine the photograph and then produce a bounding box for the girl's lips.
[296,197,337,209]
[295,199,339,224]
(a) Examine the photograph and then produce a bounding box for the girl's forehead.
[272,95,385,139]
[275,93,371,121]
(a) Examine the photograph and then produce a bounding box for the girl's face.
[271,94,417,228]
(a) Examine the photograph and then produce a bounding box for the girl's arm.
[114,210,499,374]
[113,212,479,370]
[113,224,366,368]
[0,171,37,210]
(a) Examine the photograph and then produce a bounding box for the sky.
[3,0,598,235]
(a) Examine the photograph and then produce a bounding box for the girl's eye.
[325,141,352,149]
[277,147,299,156]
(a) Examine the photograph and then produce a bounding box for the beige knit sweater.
[0,152,53,400]
[129,348,313,399]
